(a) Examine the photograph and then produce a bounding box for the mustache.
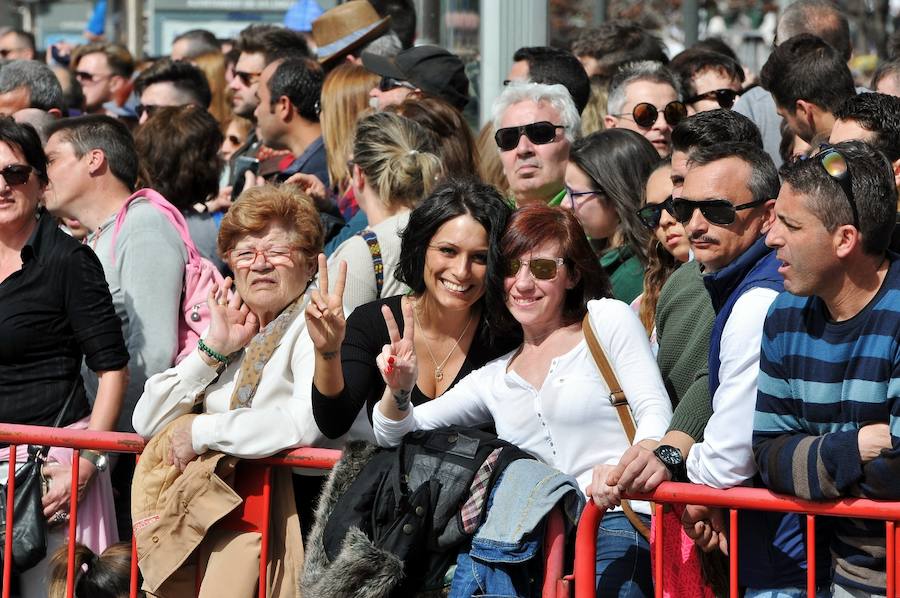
[689,232,718,244]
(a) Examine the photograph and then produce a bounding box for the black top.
[312,294,520,438]
[0,213,128,435]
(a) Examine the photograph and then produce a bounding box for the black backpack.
[301,426,533,598]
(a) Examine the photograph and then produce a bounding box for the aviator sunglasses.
[636,196,676,229]
[612,101,687,128]
[685,88,741,109]
[379,76,417,92]
[0,164,34,187]
[817,146,859,229]
[506,257,566,280]
[494,121,566,151]
[671,197,767,225]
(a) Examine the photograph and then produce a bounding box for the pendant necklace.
[413,300,473,381]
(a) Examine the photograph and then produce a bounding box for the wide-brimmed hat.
[312,0,391,67]
[362,45,470,111]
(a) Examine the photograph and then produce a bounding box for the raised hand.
[284,173,329,210]
[306,255,347,356]
[376,299,418,394]
[204,277,259,356]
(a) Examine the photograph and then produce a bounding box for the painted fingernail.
[386,365,394,374]
[388,356,395,365]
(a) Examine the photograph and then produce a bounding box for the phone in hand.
[231,156,260,201]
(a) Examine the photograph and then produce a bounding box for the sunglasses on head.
[672,197,767,225]
[379,76,416,92]
[0,164,34,187]
[816,146,859,229]
[636,196,676,229]
[234,70,262,87]
[505,257,566,280]
[685,89,741,109]
[494,121,566,151]
[614,101,687,128]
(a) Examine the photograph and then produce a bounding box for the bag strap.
[109,188,201,267]
[359,229,384,299]
[582,314,650,541]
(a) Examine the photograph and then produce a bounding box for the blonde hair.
[353,112,443,211]
[190,51,229,127]
[320,64,379,194]
[218,184,323,259]
[580,81,608,137]
[476,122,509,196]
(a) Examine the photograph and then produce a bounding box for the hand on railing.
[681,504,728,555]
[41,457,95,519]
[585,463,622,509]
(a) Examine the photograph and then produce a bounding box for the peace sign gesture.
[305,254,347,355]
[376,298,418,394]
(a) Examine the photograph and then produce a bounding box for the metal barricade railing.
[569,482,900,598]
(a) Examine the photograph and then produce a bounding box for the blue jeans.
[596,511,653,598]
[745,588,831,598]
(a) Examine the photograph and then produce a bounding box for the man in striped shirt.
[754,140,900,597]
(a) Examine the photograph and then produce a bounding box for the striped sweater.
[753,259,900,594]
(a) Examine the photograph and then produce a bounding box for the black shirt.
[312,295,520,439]
[0,213,128,433]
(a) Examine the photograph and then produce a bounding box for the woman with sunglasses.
[372,205,672,597]
[0,117,128,597]
[309,178,518,441]
[564,128,660,304]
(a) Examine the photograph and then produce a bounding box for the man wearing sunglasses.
[0,28,36,61]
[669,48,744,115]
[604,60,684,157]
[69,42,134,114]
[363,45,470,111]
[755,141,900,598]
[132,59,212,125]
[492,82,579,208]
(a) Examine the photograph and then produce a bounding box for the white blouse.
[133,294,374,460]
[373,298,673,509]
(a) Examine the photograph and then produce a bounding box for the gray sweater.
[82,198,188,431]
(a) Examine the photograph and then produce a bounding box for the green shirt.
[507,188,567,209]
[599,246,644,304]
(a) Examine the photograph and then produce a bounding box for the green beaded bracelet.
[197,339,228,363]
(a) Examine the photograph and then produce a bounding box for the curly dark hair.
[134,105,223,211]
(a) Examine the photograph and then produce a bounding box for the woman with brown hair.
[189,51,230,127]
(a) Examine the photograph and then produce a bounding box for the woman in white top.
[328,111,442,314]
[371,205,672,597]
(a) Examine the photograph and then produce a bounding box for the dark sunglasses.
[614,101,687,128]
[135,104,162,119]
[817,146,859,230]
[74,70,109,83]
[234,70,262,87]
[685,89,741,109]
[494,121,566,151]
[672,197,767,226]
[379,77,416,92]
[505,257,566,280]
[0,164,34,187]
[636,196,676,229]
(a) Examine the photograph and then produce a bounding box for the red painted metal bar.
[574,502,604,598]
[653,502,663,598]
[3,448,17,598]
[806,514,816,597]
[65,450,81,598]
[258,466,272,598]
[888,521,896,598]
[542,507,566,598]
[130,535,139,598]
[728,508,738,598]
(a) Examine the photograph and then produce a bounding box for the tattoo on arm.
[320,351,339,360]
[393,388,411,411]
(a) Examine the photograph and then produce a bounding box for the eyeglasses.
[564,186,602,209]
[684,89,741,109]
[379,76,417,92]
[636,196,676,229]
[817,146,859,230]
[0,164,34,187]
[672,197,767,226]
[135,104,162,120]
[229,245,299,268]
[612,101,687,128]
[74,71,110,84]
[234,70,262,87]
[494,121,566,151]
[505,257,566,280]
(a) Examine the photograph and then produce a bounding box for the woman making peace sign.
[307,179,518,437]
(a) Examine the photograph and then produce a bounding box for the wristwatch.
[80,450,109,472]
[653,445,687,482]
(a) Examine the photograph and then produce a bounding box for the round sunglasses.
[613,101,687,128]
[671,197,767,226]
[685,89,741,109]
[494,121,566,151]
[0,164,34,187]
[636,196,676,229]
[506,257,566,280]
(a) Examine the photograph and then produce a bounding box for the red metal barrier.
[571,482,900,598]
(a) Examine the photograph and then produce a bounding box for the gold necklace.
[413,300,473,381]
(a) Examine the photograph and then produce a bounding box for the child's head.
[48,542,142,598]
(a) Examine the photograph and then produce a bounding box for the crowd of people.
[2,0,900,595]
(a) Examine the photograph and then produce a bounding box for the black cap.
[362,45,470,111]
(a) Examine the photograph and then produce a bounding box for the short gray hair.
[0,60,64,112]
[491,82,581,144]
[606,60,681,117]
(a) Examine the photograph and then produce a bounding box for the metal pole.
[682,0,699,46]
[593,0,607,25]
[126,0,142,61]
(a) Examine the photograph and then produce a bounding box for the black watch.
[653,445,687,482]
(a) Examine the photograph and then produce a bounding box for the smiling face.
[0,141,43,234]
[422,214,489,313]
[499,99,570,206]
[504,240,575,333]
[228,222,314,320]
[563,161,619,240]
[646,165,690,262]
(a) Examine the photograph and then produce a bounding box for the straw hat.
[312,0,391,67]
